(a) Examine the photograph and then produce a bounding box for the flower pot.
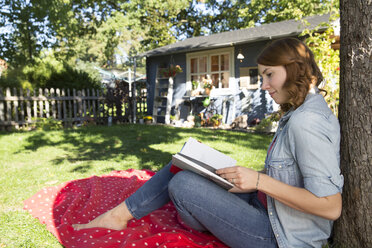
[204,88,211,95]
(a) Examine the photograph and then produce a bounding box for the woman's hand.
[216,166,259,193]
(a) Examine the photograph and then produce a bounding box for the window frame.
[239,66,261,90]
[186,47,235,95]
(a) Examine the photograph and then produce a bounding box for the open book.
[171,137,236,190]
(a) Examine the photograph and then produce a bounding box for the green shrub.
[0,67,24,89]
[30,117,64,131]
[0,53,101,91]
[254,112,280,132]
[45,62,101,90]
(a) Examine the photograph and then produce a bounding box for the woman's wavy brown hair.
[256,38,324,112]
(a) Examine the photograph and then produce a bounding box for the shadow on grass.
[14,124,272,173]
[71,164,92,173]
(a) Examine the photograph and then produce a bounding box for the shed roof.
[142,14,330,57]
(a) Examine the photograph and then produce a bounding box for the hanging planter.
[160,65,183,78]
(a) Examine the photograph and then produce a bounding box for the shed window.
[187,48,234,94]
[211,54,230,88]
[239,67,261,90]
[190,56,207,83]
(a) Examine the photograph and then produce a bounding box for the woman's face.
[258,64,289,104]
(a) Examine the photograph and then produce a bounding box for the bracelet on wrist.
[256,172,260,190]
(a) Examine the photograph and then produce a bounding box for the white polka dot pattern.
[24,169,227,248]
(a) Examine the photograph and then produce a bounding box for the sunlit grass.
[0,124,272,247]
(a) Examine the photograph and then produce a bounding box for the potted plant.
[137,113,145,124]
[210,114,223,127]
[192,81,199,90]
[191,81,201,96]
[170,115,177,125]
[203,76,213,95]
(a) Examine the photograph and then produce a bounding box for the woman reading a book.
[73,38,343,248]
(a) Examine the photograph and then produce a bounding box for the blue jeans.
[125,162,277,248]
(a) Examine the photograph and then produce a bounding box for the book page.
[172,154,234,190]
[179,137,236,170]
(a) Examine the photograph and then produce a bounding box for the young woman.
[73,38,343,248]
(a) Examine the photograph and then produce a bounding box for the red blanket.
[24,169,228,248]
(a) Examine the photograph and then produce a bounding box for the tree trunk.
[333,1,372,247]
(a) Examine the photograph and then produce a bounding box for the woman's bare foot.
[72,201,133,231]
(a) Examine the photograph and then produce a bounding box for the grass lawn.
[0,124,272,247]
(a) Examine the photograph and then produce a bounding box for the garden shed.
[141,14,332,126]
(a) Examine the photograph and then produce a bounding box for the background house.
[141,14,333,125]
[95,67,146,89]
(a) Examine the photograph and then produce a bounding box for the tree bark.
[333,0,372,247]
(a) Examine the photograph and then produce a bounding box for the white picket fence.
[0,87,119,129]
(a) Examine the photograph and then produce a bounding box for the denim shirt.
[265,90,344,248]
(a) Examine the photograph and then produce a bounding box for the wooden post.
[62,89,67,122]
[67,89,72,121]
[56,88,62,120]
[44,88,50,118]
[19,88,25,124]
[77,90,82,121]
[12,88,19,123]
[50,88,56,119]
[6,88,11,123]
[92,89,97,118]
[0,88,4,124]
[26,89,31,123]
[33,89,37,119]
[39,88,44,118]
[165,77,174,125]
[101,89,106,122]
[97,89,102,118]
[86,89,91,119]
[73,89,77,122]
[82,89,86,119]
